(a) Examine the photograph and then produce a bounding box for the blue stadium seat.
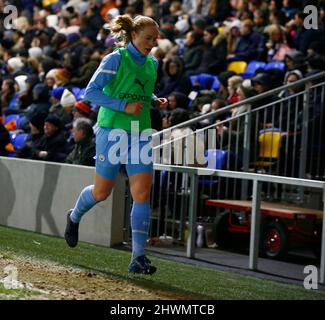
[11,133,28,151]
[265,61,286,71]
[190,73,219,90]
[205,149,228,169]
[241,61,266,79]
[4,114,21,126]
[211,77,220,90]
[199,149,228,185]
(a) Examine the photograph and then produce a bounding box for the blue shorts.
[95,127,153,181]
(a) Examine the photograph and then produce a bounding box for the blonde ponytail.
[110,15,134,46]
[109,14,159,46]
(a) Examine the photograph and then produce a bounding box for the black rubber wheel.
[261,220,288,259]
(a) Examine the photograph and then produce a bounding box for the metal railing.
[152,164,325,284]
[151,71,325,203]
[152,71,325,136]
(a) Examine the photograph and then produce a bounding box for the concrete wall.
[0,157,125,247]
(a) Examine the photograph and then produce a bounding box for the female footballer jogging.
[64,15,167,275]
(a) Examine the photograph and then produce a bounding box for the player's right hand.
[125,102,144,115]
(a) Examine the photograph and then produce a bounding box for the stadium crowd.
[0,0,325,166]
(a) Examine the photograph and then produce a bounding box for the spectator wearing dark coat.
[194,25,227,75]
[167,91,190,111]
[206,0,231,22]
[284,51,307,74]
[155,56,192,97]
[292,12,320,55]
[306,54,325,75]
[59,33,84,71]
[228,19,265,62]
[276,69,304,131]
[191,17,206,36]
[19,83,51,131]
[183,31,204,76]
[307,41,325,58]
[65,118,95,166]
[84,4,105,34]
[69,50,101,88]
[162,91,190,128]
[32,115,68,162]
[251,72,280,124]
[16,112,46,159]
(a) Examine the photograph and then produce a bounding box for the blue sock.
[131,202,151,259]
[70,185,98,223]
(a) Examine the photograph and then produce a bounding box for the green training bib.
[97,47,157,132]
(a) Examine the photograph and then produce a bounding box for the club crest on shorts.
[98,154,106,162]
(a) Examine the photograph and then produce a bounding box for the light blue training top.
[84,42,158,113]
